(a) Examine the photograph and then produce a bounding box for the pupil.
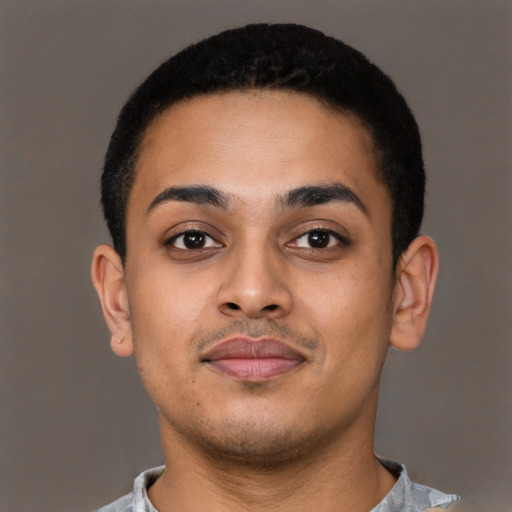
[308,231,329,248]
[184,232,205,249]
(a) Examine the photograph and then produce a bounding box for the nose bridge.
[216,230,292,318]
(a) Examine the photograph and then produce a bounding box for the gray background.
[1,1,510,511]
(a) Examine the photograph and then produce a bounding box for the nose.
[216,241,293,319]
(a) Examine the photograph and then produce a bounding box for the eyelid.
[300,230,339,246]
[287,225,351,250]
[163,225,225,250]
[169,231,222,250]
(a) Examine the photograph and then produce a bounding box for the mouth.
[201,336,306,381]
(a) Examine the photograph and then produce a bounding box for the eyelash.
[289,227,350,250]
[165,229,222,251]
[164,227,350,252]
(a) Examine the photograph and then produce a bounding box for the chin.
[178,415,338,470]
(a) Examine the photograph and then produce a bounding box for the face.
[122,90,395,463]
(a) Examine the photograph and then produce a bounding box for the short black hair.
[102,23,425,266]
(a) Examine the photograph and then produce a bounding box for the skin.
[92,90,439,512]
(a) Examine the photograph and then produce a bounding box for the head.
[101,23,424,268]
[92,24,438,468]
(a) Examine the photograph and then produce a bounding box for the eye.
[167,230,222,250]
[291,229,347,249]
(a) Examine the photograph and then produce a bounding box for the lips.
[201,336,305,381]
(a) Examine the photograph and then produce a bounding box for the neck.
[148,392,396,512]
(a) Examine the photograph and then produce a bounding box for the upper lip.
[201,336,306,362]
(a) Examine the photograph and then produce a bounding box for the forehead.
[129,90,389,218]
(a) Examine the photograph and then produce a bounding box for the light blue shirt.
[96,459,460,512]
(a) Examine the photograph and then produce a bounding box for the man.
[91,23,461,511]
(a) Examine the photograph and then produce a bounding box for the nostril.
[226,302,240,310]
[263,304,278,311]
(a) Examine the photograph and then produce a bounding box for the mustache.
[194,319,319,353]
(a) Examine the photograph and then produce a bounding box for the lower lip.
[207,358,303,380]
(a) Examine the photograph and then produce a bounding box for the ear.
[91,245,134,357]
[390,236,440,351]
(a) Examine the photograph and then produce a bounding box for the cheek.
[132,259,211,315]
[127,267,212,362]
[297,262,393,360]
[127,270,211,408]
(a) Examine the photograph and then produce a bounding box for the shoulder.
[94,492,134,512]
[424,505,481,512]
[408,479,461,508]
[373,459,460,512]
[93,465,165,512]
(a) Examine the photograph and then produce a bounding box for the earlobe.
[91,245,134,357]
[390,236,439,351]
[109,333,134,357]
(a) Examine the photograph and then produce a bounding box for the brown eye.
[292,229,346,249]
[182,232,206,249]
[168,230,222,250]
[307,231,330,248]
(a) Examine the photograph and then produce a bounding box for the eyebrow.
[280,183,368,215]
[147,185,229,214]
[146,182,368,216]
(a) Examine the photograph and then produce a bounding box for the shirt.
[95,459,460,512]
